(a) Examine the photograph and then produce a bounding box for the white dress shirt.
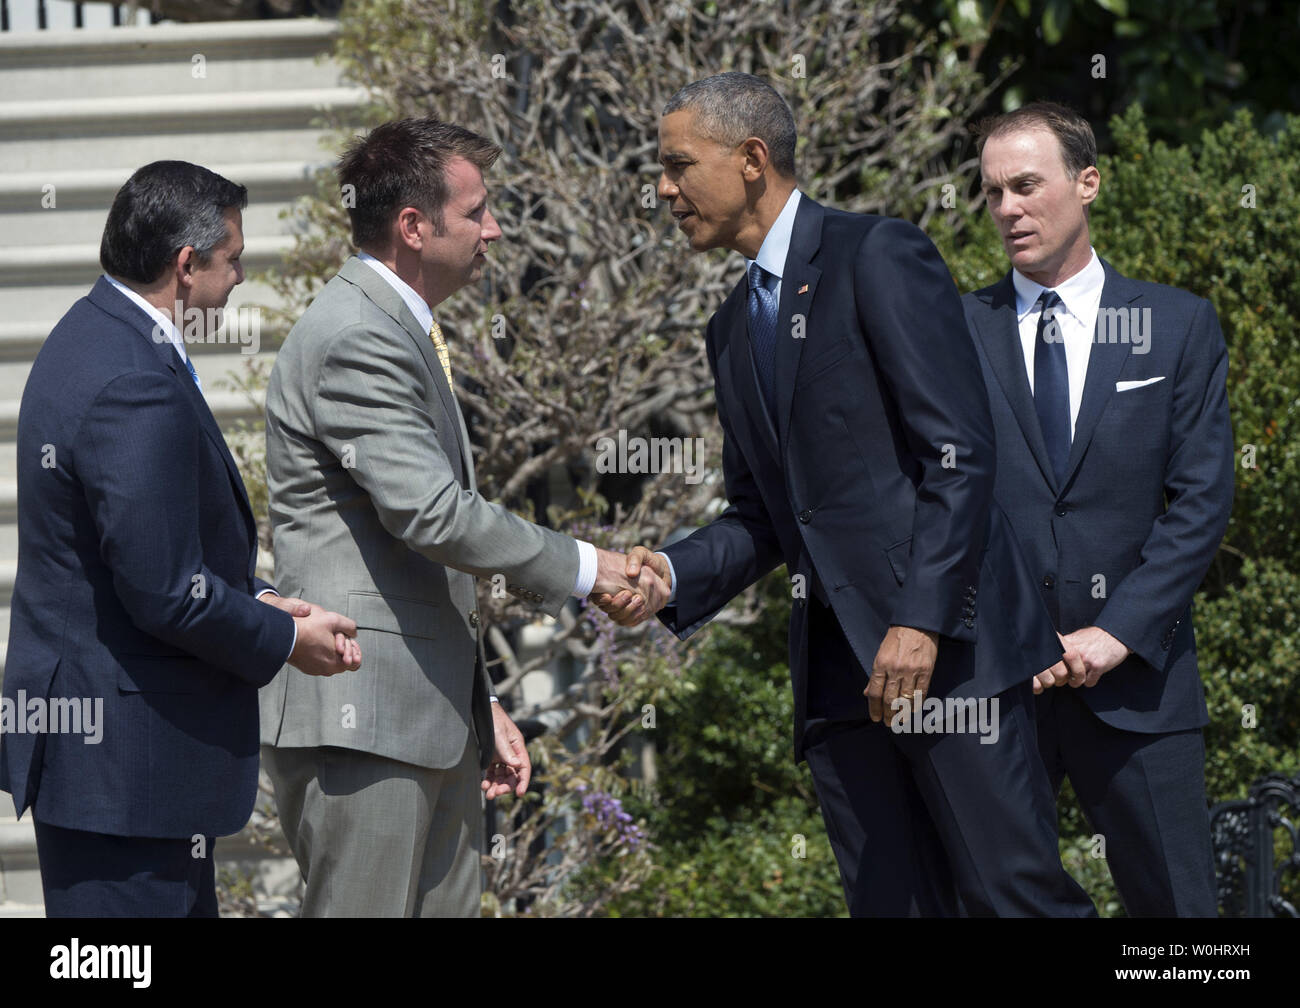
[1012,248,1106,438]
[748,188,802,300]
[356,253,597,597]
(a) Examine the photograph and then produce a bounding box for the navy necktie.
[747,261,778,420]
[1033,289,1070,485]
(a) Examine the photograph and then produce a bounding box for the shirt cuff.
[657,552,677,604]
[573,539,597,597]
[256,588,298,663]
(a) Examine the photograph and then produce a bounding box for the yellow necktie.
[429,319,453,387]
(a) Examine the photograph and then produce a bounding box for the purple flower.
[579,788,645,850]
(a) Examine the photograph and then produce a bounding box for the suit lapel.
[91,279,259,552]
[1062,260,1139,485]
[337,256,472,487]
[774,198,822,459]
[969,273,1060,491]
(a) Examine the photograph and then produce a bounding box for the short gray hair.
[100,161,247,284]
[663,72,797,177]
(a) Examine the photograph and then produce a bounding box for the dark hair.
[337,117,502,250]
[99,161,247,284]
[973,101,1098,179]
[663,72,798,177]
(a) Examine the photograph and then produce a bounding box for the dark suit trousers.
[1034,687,1217,916]
[801,599,1095,917]
[34,819,217,917]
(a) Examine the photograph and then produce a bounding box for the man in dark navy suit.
[964,104,1233,916]
[0,161,360,917]
[599,74,1094,916]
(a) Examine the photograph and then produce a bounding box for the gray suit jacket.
[259,255,579,770]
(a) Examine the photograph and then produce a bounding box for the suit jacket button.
[1055,504,1067,517]
[469,610,480,628]
[798,509,813,524]
[1042,574,1055,589]
[963,617,975,629]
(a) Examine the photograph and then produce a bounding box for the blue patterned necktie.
[1033,289,1070,484]
[747,261,778,420]
[183,354,202,391]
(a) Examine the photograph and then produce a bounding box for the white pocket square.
[1115,377,1165,391]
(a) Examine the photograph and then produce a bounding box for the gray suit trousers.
[263,741,483,917]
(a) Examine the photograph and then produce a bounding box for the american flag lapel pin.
[797,283,809,295]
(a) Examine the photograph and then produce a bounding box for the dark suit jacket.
[0,277,295,837]
[658,196,1062,758]
[962,263,1234,734]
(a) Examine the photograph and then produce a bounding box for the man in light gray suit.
[260,117,668,917]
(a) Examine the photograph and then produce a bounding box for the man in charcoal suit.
[964,103,1234,915]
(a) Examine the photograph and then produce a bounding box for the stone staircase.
[0,15,367,916]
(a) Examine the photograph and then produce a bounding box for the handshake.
[255,543,677,679]
[259,593,362,677]
[590,546,673,627]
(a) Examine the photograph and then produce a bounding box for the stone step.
[0,583,9,663]
[0,810,41,910]
[0,562,15,611]
[0,233,296,279]
[0,19,342,102]
[0,166,322,250]
[0,274,288,333]
[0,86,367,174]
[0,903,44,918]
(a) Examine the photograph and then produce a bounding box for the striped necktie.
[429,319,453,387]
[747,261,778,421]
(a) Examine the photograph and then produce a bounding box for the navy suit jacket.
[0,277,295,838]
[658,196,1062,758]
[962,262,1234,734]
